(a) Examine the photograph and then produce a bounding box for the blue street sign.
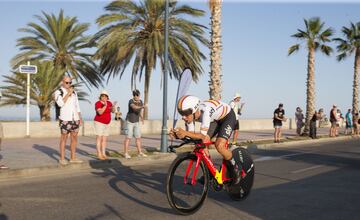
[19,65,37,74]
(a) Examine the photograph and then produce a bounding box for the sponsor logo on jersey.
[225,124,232,136]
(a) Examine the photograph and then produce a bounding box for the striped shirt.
[187,99,231,135]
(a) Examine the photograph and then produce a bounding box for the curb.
[251,135,357,150]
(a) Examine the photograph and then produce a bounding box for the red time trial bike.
[166,137,254,215]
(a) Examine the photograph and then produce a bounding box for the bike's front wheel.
[166,153,209,215]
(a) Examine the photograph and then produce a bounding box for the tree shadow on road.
[90,160,176,215]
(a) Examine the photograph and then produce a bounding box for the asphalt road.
[0,139,360,220]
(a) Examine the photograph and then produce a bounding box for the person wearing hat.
[229,92,245,144]
[273,103,287,143]
[94,90,117,160]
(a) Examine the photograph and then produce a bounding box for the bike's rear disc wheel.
[166,153,209,215]
[226,147,255,201]
[226,166,254,201]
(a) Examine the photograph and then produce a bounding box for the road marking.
[1,197,65,203]
[254,152,311,162]
[254,156,276,162]
[291,165,324,174]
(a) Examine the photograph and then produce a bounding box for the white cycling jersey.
[186,99,231,135]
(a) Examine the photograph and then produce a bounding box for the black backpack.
[55,89,64,120]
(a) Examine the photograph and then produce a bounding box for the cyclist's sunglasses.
[178,108,193,116]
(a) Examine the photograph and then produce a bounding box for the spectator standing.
[273,103,287,143]
[309,109,322,139]
[54,76,83,165]
[318,108,326,127]
[229,93,244,144]
[329,105,337,137]
[336,109,344,136]
[123,89,147,159]
[0,122,8,170]
[295,107,305,135]
[94,90,117,160]
[114,107,122,121]
[345,109,353,135]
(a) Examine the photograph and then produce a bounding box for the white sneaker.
[59,159,69,166]
[124,153,131,159]
[138,152,148,157]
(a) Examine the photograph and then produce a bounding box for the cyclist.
[170,95,242,184]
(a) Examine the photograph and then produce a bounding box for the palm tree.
[11,10,102,88]
[334,22,360,114]
[94,0,208,119]
[0,61,89,121]
[208,0,222,100]
[288,17,333,132]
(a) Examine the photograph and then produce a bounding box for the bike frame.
[184,141,232,186]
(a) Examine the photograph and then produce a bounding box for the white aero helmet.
[177,95,201,116]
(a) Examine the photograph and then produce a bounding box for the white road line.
[254,156,276,162]
[254,151,311,162]
[291,165,324,174]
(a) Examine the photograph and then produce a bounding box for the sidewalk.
[0,128,333,172]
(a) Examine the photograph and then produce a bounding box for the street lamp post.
[160,0,170,153]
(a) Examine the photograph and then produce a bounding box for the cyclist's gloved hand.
[169,129,178,139]
[201,135,211,144]
[174,128,186,139]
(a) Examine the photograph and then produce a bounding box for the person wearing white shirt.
[54,76,83,165]
[229,93,244,144]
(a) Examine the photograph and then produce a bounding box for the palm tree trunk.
[209,0,222,100]
[304,48,316,133]
[352,48,360,114]
[39,104,51,121]
[143,67,151,120]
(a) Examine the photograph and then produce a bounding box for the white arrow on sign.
[19,65,37,74]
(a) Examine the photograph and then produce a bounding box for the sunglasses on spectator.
[65,81,72,85]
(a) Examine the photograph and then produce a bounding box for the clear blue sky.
[0,0,360,121]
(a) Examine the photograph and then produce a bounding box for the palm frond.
[12,10,102,88]
[289,17,333,56]
[288,44,300,56]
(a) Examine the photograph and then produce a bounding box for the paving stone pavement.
[0,127,333,170]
